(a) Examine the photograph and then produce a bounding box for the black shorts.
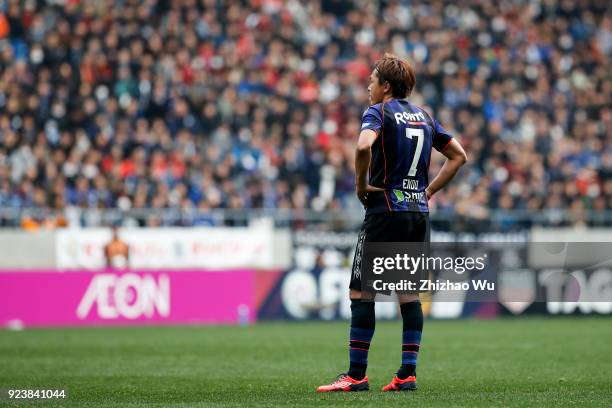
[349,211,430,291]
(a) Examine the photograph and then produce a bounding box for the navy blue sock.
[397,301,423,379]
[347,299,375,380]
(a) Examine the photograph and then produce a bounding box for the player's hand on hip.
[356,184,384,207]
[425,187,433,200]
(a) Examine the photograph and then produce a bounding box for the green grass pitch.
[0,317,611,407]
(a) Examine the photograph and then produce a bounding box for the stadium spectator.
[104,226,130,269]
[0,0,610,228]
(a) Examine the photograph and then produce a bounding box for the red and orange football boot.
[381,375,417,391]
[316,373,369,392]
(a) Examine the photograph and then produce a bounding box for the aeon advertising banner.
[0,270,255,327]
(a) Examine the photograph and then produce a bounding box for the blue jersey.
[360,99,453,215]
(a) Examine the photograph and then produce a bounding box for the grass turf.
[0,318,611,407]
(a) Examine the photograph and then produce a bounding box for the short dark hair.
[373,53,416,98]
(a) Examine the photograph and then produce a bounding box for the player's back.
[360,99,453,215]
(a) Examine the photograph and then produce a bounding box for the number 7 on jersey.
[405,128,424,177]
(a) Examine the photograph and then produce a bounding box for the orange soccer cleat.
[316,373,369,392]
[381,375,417,391]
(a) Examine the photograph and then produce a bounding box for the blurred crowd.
[0,0,610,228]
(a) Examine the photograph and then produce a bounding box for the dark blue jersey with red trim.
[360,99,453,215]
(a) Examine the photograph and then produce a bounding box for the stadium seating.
[0,0,610,228]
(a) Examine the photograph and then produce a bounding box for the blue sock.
[398,301,423,379]
[347,300,375,380]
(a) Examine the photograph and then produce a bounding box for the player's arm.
[425,138,467,199]
[355,129,384,206]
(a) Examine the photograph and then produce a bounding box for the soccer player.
[317,53,467,392]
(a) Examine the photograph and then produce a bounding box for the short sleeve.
[432,118,453,151]
[360,104,383,134]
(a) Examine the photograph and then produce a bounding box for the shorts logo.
[352,231,366,279]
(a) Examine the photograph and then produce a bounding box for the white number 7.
[405,128,424,177]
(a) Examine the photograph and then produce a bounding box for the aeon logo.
[77,273,170,319]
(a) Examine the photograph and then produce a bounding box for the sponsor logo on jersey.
[394,111,426,125]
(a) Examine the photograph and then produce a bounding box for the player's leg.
[347,288,375,381]
[346,222,377,382]
[383,213,429,391]
[397,293,423,380]
[386,294,423,391]
[317,224,374,392]
[382,293,422,391]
